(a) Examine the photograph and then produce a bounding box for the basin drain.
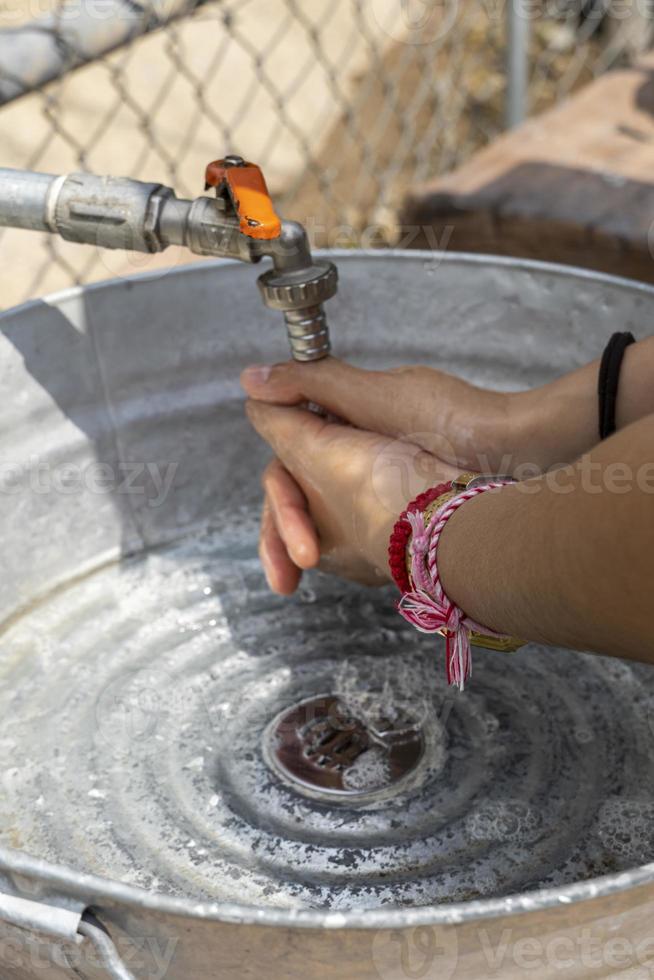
[263,694,424,803]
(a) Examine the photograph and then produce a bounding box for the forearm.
[509,336,654,473]
[438,415,654,662]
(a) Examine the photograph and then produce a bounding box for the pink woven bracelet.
[397,481,514,690]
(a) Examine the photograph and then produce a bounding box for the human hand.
[240,356,521,594]
[241,357,521,473]
[240,354,601,594]
[243,396,460,593]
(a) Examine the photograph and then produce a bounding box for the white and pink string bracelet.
[395,480,515,690]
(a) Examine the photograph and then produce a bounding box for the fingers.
[259,495,301,595]
[258,459,320,595]
[241,357,461,454]
[263,458,320,569]
[241,357,386,420]
[245,399,331,474]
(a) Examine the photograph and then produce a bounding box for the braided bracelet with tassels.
[388,475,523,690]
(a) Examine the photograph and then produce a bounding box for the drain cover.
[264,694,425,802]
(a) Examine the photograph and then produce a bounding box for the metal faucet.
[0,156,337,361]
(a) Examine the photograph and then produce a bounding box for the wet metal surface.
[0,526,653,911]
[0,253,653,937]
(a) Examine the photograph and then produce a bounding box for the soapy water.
[341,745,392,793]
[0,511,653,910]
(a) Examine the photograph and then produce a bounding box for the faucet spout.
[203,157,336,361]
[0,161,337,361]
[255,221,337,361]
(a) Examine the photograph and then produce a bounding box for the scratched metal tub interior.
[0,252,653,911]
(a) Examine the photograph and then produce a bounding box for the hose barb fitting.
[0,157,339,362]
[205,158,337,361]
[256,221,337,362]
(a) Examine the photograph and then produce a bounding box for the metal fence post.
[507,0,530,128]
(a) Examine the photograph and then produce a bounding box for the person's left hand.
[242,396,460,594]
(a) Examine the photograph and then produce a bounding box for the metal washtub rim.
[5,249,654,324]
[1,843,653,929]
[1,249,654,929]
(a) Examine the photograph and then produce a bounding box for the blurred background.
[0,0,651,308]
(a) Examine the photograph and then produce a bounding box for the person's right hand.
[245,396,460,592]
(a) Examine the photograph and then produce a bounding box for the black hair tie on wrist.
[598,331,635,440]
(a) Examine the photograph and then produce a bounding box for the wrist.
[446,385,512,473]
[455,387,540,477]
[371,509,400,583]
[393,476,523,688]
[503,388,549,472]
[437,490,507,634]
[507,377,598,474]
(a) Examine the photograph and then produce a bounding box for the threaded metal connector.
[282,305,331,361]
[257,261,337,311]
[257,260,337,361]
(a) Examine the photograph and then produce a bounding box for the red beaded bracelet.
[387,482,451,593]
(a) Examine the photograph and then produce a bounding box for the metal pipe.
[0,167,57,231]
[506,0,530,128]
[0,0,206,105]
[0,166,336,360]
[0,167,258,260]
[256,221,335,361]
[78,916,136,980]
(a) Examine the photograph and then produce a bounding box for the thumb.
[245,398,333,477]
[240,357,463,459]
[241,357,426,435]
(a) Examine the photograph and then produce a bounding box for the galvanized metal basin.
[0,251,653,979]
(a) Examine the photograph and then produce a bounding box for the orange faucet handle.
[204,156,282,241]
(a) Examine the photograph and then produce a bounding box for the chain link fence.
[0,0,651,308]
